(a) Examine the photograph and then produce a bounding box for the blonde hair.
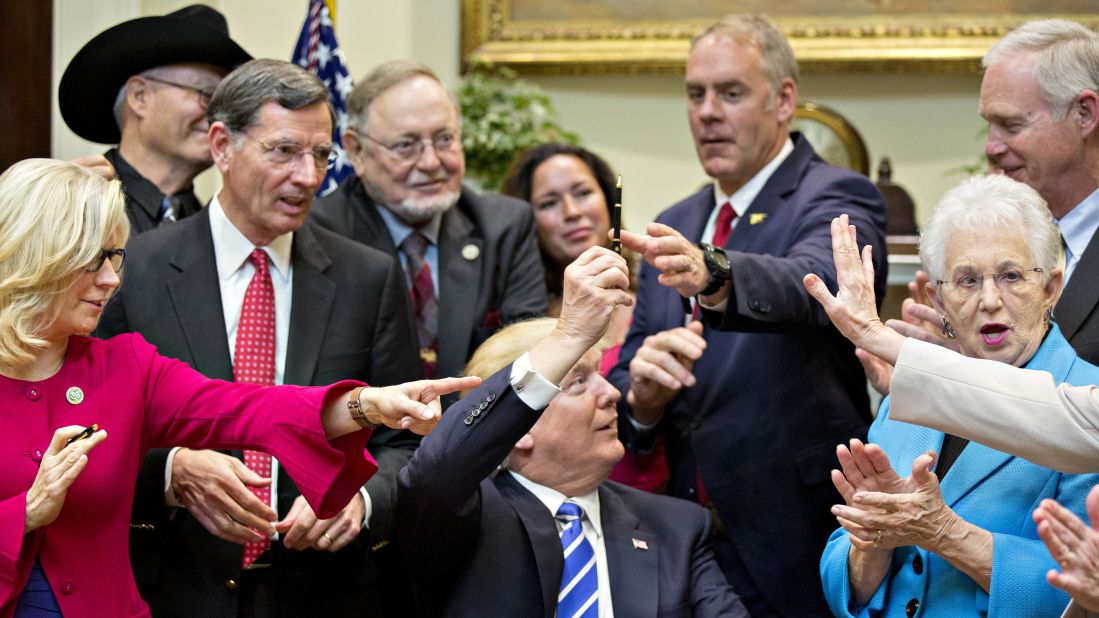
[0,159,130,367]
[462,318,558,396]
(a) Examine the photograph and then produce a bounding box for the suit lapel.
[729,135,812,253]
[165,210,234,380]
[683,185,716,243]
[599,486,659,618]
[1055,228,1099,341]
[494,472,563,618]
[351,182,401,257]
[284,223,336,386]
[437,204,480,378]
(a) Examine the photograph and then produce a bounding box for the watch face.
[712,249,730,270]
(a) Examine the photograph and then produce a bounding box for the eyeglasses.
[84,248,126,273]
[936,267,1043,296]
[354,129,461,163]
[142,75,215,109]
[251,138,338,173]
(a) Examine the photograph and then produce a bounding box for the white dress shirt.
[164,198,374,529]
[1056,187,1099,285]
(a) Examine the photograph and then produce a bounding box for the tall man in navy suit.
[397,246,748,618]
[611,15,888,617]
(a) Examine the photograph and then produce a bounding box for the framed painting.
[461,0,1099,74]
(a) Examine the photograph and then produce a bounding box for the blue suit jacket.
[821,325,1099,617]
[611,134,888,616]
[396,369,748,617]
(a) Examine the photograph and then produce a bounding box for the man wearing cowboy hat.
[59,4,251,234]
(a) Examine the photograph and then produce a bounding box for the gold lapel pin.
[749,213,767,225]
[461,244,480,261]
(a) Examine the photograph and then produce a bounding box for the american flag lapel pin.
[632,538,648,550]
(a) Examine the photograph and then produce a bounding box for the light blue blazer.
[821,325,1099,617]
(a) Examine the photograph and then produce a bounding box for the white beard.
[388,190,460,227]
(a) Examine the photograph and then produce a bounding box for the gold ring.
[873,530,882,545]
[1062,551,1075,569]
[323,532,333,542]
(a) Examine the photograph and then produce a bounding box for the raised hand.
[620,224,712,299]
[1035,484,1099,611]
[25,425,107,532]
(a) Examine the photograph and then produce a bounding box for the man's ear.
[342,130,369,177]
[123,76,150,120]
[208,122,234,174]
[774,78,798,124]
[1075,90,1099,139]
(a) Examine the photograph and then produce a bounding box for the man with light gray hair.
[312,60,547,383]
[979,19,1099,363]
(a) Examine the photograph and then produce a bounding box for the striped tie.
[556,501,599,618]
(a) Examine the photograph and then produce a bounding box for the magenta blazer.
[0,333,376,617]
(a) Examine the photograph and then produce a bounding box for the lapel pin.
[65,386,84,405]
[749,213,767,225]
[632,538,648,551]
[461,244,480,261]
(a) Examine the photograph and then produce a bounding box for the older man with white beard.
[312,60,547,384]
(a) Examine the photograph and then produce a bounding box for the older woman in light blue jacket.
[818,175,1099,617]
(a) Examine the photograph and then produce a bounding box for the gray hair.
[691,15,799,92]
[346,60,459,133]
[207,58,334,134]
[919,174,1060,286]
[983,19,1099,121]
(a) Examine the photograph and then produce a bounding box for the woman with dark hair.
[502,144,667,492]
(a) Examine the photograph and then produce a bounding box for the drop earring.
[940,316,957,339]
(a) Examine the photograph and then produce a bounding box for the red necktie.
[711,200,736,248]
[235,249,275,568]
[400,233,438,378]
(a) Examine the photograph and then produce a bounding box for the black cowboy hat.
[59,4,252,144]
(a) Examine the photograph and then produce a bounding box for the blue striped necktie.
[556,501,599,618]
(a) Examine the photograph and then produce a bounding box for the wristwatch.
[696,242,731,296]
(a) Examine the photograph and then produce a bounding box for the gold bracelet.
[347,387,378,429]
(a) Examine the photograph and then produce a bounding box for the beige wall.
[53,0,986,226]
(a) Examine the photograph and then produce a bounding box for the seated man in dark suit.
[396,246,748,618]
[97,59,421,617]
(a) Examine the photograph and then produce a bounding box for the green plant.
[458,61,580,191]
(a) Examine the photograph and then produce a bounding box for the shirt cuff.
[164,446,183,507]
[360,487,372,529]
[627,412,661,432]
[509,352,560,410]
[698,295,728,312]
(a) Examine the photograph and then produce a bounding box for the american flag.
[292,0,353,196]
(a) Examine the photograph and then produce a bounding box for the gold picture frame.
[792,103,870,176]
[461,0,1099,74]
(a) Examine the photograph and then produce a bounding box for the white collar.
[509,470,603,538]
[1057,186,1099,262]
[713,136,795,213]
[209,195,293,282]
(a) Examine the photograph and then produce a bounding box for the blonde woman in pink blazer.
[0,159,476,617]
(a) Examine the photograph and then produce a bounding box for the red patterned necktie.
[235,249,275,568]
[400,232,438,378]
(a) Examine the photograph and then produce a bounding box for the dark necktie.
[400,232,438,378]
[556,502,599,618]
[234,249,275,568]
[159,196,179,225]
